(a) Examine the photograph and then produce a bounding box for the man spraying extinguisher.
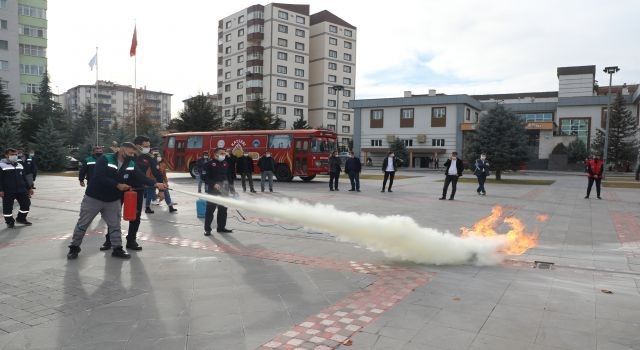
[67,142,166,260]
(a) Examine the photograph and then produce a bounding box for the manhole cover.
[534,261,555,269]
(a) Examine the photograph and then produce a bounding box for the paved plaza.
[0,171,638,350]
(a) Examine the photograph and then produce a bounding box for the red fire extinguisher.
[123,190,138,221]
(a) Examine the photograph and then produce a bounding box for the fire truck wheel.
[189,163,199,179]
[275,164,293,182]
[299,175,316,182]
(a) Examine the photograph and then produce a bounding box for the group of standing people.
[196,150,277,194]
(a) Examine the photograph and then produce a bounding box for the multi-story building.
[351,65,640,169]
[217,3,356,145]
[63,80,172,129]
[0,0,48,114]
[182,93,221,115]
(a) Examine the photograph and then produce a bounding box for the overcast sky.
[48,0,640,117]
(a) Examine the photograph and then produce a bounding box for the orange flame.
[461,206,538,255]
[536,214,549,222]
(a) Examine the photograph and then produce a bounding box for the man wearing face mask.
[236,152,256,193]
[344,151,362,192]
[203,148,233,235]
[258,151,276,192]
[473,153,490,196]
[440,151,464,200]
[585,153,604,199]
[79,146,104,187]
[1,148,33,228]
[381,151,401,192]
[196,151,209,193]
[22,150,37,190]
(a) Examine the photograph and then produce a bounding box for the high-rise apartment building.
[0,0,48,114]
[217,3,356,144]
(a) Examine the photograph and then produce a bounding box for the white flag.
[88,53,97,71]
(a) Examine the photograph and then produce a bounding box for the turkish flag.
[130,26,137,57]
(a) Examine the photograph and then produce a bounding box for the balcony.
[246,59,263,68]
[247,45,264,55]
[460,123,477,131]
[247,32,264,41]
[247,18,264,27]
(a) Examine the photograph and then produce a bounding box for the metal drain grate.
[534,261,555,269]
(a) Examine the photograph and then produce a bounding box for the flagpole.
[95,46,99,146]
[133,21,137,137]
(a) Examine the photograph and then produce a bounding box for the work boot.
[67,245,81,260]
[145,207,154,214]
[6,220,15,228]
[99,240,112,251]
[217,228,233,233]
[126,241,142,251]
[204,231,212,236]
[169,206,178,213]
[111,246,131,259]
[16,219,32,226]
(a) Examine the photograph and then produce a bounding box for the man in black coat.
[328,151,341,191]
[381,151,401,192]
[257,152,276,192]
[344,151,362,192]
[440,151,464,200]
[225,149,237,194]
[236,152,256,193]
[203,148,233,235]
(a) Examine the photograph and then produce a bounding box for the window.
[0,60,7,71]
[465,108,471,121]
[329,37,337,45]
[225,46,231,54]
[278,38,288,47]
[238,15,245,24]
[343,77,351,85]
[1,19,6,30]
[370,110,383,128]
[238,42,244,50]
[224,97,231,104]
[247,80,262,88]
[276,106,286,114]
[294,108,303,116]
[328,75,336,82]
[225,33,231,42]
[295,42,304,51]
[277,93,287,101]
[342,126,350,133]
[278,11,288,20]
[225,71,231,79]
[329,25,337,33]
[187,136,204,149]
[237,95,243,102]
[296,15,305,24]
[328,62,337,70]
[237,68,244,76]
[344,53,352,61]
[516,112,554,123]
[225,59,231,67]
[343,89,351,97]
[344,41,352,49]
[342,113,350,121]
[294,95,303,103]
[295,55,304,64]
[225,110,231,117]
[277,51,288,60]
[226,21,231,29]
[432,139,445,147]
[403,139,413,147]
[238,28,245,36]
[19,44,46,57]
[237,108,244,114]
[431,107,446,127]
[560,118,590,145]
[237,81,243,89]
[18,4,46,19]
[328,112,336,119]
[237,55,244,63]
[294,82,304,90]
[328,99,336,107]
[371,139,382,147]
[224,84,231,92]
[401,108,414,119]
[0,0,6,8]
[295,68,304,77]
[327,124,335,131]
[344,29,352,37]
[0,40,7,50]
[19,24,47,38]
[295,29,305,37]
[329,50,337,58]
[328,87,336,95]
[278,24,288,33]
[277,65,287,74]
[343,65,351,73]
[277,79,287,87]
[167,136,176,149]
[475,112,479,122]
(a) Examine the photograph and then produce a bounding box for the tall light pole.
[332,85,344,151]
[602,66,620,178]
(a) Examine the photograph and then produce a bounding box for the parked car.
[65,156,79,170]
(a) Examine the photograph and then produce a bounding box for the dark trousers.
[586,177,602,197]
[2,192,30,224]
[240,172,254,191]
[382,171,395,190]
[348,172,360,190]
[205,202,228,232]
[329,172,340,190]
[227,173,236,193]
[443,175,459,198]
[476,175,487,193]
[126,190,144,242]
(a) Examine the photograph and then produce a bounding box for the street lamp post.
[332,85,344,151]
[602,66,620,178]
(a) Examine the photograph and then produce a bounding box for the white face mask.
[157,157,162,162]
[141,147,151,154]
[266,154,271,158]
[243,154,249,157]
[8,155,18,162]
[480,156,486,160]
[217,155,226,161]
[29,153,34,157]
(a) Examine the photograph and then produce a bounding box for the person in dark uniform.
[22,150,37,189]
[225,149,237,195]
[236,152,256,193]
[196,151,209,193]
[79,146,104,187]
[203,148,233,236]
[1,148,33,228]
[328,151,342,191]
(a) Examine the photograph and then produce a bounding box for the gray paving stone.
[410,324,477,350]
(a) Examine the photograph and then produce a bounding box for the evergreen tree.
[566,138,588,164]
[68,103,97,147]
[229,99,282,130]
[389,138,408,167]
[170,94,221,131]
[20,72,67,142]
[0,79,18,124]
[292,115,310,129]
[464,105,529,179]
[0,120,23,154]
[591,92,638,165]
[31,117,67,171]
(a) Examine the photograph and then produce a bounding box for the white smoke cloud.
[186,190,508,266]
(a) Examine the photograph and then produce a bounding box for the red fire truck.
[163,129,337,181]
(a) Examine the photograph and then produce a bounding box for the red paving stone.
[610,211,640,249]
